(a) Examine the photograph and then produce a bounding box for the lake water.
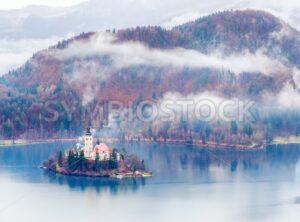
[0,142,300,222]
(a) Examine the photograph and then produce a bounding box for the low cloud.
[0,37,60,75]
[53,33,290,76]
[276,84,300,110]
[261,83,300,115]
[49,32,300,105]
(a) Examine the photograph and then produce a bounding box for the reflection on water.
[43,170,146,194]
[1,142,300,222]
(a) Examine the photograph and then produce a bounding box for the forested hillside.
[1,10,300,146]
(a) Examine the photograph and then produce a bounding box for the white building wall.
[84,135,93,158]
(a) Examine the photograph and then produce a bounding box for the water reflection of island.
[43,170,146,195]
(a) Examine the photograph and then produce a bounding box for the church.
[83,128,121,161]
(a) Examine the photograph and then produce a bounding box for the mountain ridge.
[2,10,298,96]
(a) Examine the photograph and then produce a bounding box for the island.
[43,128,153,179]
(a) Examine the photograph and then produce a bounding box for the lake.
[0,142,300,222]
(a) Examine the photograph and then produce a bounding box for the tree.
[159,122,171,141]
[79,150,86,171]
[201,132,207,144]
[52,164,57,172]
[141,160,146,171]
[192,120,202,133]
[14,117,24,133]
[58,151,63,167]
[179,116,188,133]
[230,121,238,135]
[201,122,211,144]
[243,123,253,137]
[60,122,65,138]
[93,152,101,172]
[192,120,211,144]
[2,121,13,138]
[67,151,75,171]
[264,123,273,142]
[74,151,79,159]
[147,126,153,139]
[205,123,211,138]
[111,149,118,162]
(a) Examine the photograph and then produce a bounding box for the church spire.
[86,127,92,136]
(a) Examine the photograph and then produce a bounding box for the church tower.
[84,128,93,158]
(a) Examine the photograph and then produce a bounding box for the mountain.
[1,10,300,144]
[118,10,300,65]
[0,0,171,39]
[2,10,297,98]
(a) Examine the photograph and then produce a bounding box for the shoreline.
[271,136,300,145]
[95,137,267,151]
[2,137,299,150]
[0,138,77,147]
[44,166,153,179]
[1,137,265,151]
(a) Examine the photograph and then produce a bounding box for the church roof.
[93,143,113,153]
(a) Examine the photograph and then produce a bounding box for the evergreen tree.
[2,121,13,138]
[58,151,63,167]
[74,151,79,160]
[243,123,253,137]
[112,149,118,162]
[179,116,188,132]
[264,123,273,142]
[201,132,207,144]
[201,122,211,144]
[141,160,146,171]
[79,150,86,171]
[193,120,211,143]
[230,121,238,135]
[52,164,57,172]
[67,151,74,171]
[147,126,153,139]
[205,123,211,138]
[14,117,24,133]
[93,152,100,172]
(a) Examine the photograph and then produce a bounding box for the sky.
[0,0,87,10]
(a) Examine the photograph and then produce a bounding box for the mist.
[45,31,300,106]
[0,37,60,75]
[54,32,293,76]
